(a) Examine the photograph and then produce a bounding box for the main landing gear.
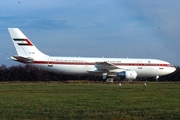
[106,78,114,82]
[102,73,114,82]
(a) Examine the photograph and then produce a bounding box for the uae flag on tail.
[13,38,33,46]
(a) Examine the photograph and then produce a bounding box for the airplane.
[8,28,176,81]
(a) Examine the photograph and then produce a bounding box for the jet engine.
[117,71,137,79]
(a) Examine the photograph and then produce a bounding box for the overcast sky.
[0,0,180,66]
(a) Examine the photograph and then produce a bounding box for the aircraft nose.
[171,67,176,73]
[168,66,176,74]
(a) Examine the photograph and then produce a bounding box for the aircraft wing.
[10,55,33,63]
[95,62,119,70]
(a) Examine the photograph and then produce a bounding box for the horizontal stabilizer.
[10,55,33,63]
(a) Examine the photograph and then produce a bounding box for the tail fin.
[8,28,48,58]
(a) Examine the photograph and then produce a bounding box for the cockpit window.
[168,64,174,67]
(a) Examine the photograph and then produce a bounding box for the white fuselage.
[8,28,176,79]
[29,56,176,77]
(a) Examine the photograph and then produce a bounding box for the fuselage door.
[137,61,143,69]
[48,58,53,67]
[156,61,161,76]
[83,60,88,67]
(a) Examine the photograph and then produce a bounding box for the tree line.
[0,64,179,82]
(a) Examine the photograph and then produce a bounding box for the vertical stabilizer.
[8,28,48,57]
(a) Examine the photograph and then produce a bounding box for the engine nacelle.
[117,71,137,79]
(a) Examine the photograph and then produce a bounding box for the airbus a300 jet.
[8,28,176,81]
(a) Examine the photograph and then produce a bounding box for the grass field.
[0,82,180,119]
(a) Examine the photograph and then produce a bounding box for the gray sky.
[0,0,180,66]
